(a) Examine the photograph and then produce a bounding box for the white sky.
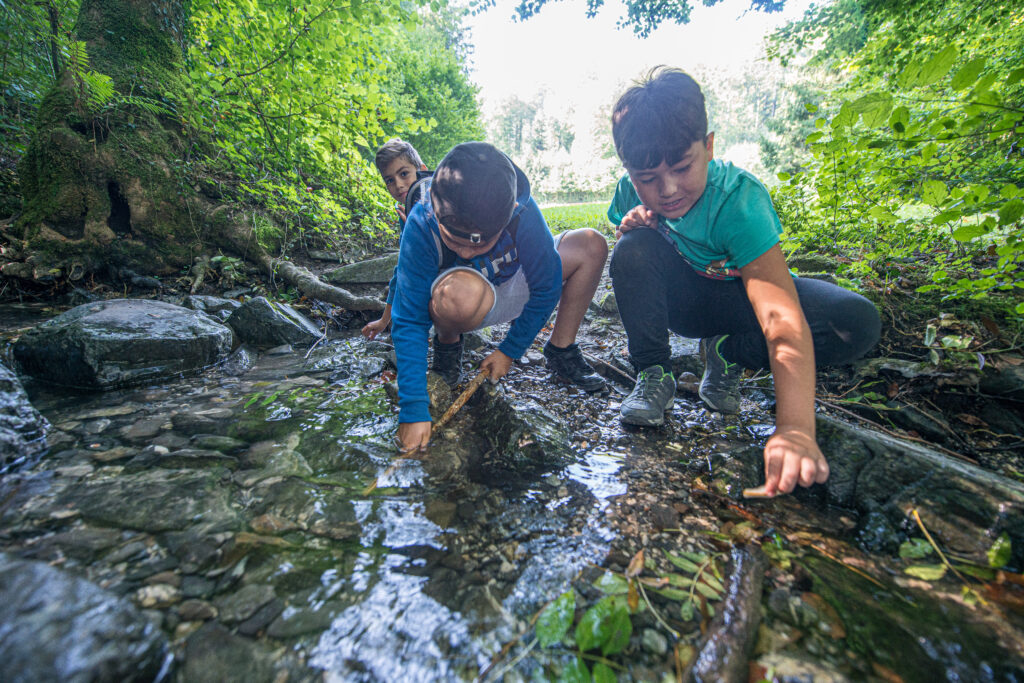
[466,0,816,120]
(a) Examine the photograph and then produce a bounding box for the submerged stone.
[0,553,169,682]
[0,360,49,472]
[12,298,234,389]
[472,384,573,473]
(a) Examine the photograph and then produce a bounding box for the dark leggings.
[609,228,881,372]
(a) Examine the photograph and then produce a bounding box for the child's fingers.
[799,456,820,488]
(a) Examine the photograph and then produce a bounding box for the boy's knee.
[430,270,494,327]
[610,228,661,277]
[577,228,609,260]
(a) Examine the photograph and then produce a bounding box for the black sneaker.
[431,335,464,387]
[619,365,676,426]
[699,335,741,414]
[543,342,608,393]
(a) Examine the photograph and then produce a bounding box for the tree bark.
[8,0,381,312]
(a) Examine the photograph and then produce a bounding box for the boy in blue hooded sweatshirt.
[391,141,609,452]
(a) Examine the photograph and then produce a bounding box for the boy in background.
[392,141,609,451]
[362,139,431,340]
[608,68,880,495]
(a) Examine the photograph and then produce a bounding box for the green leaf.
[1000,184,1020,200]
[921,180,947,207]
[593,571,629,595]
[954,563,996,580]
[593,663,617,683]
[575,596,631,653]
[899,538,934,559]
[920,45,960,86]
[950,57,987,91]
[1008,68,1024,86]
[664,550,702,574]
[889,105,910,134]
[804,102,819,113]
[680,599,695,621]
[536,591,575,648]
[924,324,937,347]
[904,564,948,581]
[556,657,590,683]
[998,199,1024,226]
[987,532,1012,568]
[851,92,893,127]
[952,223,987,242]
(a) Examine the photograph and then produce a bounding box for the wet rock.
[641,628,669,656]
[267,601,350,638]
[119,417,165,442]
[0,361,49,471]
[669,335,703,377]
[818,415,1024,566]
[305,340,387,378]
[12,298,234,389]
[181,622,295,683]
[67,468,241,534]
[215,583,277,624]
[751,653,850,683]
[225,296,322,349]
[472,384,573,472]
[0,553,168,682]
[237,598,285,636]
[323,252,398,284]
[178,598,217,621]
[219,344,258,376]
[192,434,248,453]
[134,583,181,608]
[182,294,242,321]
[156,447,238,470]
[980,361,1024,400]
[803,554,1024,680]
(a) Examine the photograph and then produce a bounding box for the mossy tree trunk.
[14,0,198,282]
[7,0,382,310]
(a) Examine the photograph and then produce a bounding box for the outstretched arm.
[740,244,828,495]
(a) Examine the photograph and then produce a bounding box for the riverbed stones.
[472,384,573,472]
[0,553,169,682]
[322,252,398,284]
[0,360,48,471]
[225,296,322,348]
[12,298,234,389]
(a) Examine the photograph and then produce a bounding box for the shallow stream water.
[1,303,1022,681]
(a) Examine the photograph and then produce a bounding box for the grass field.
[540,202,614,237]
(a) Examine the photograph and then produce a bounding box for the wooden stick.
[432,369,489,434]
[364,369,491,495]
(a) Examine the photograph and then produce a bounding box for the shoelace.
[713,336,737,376]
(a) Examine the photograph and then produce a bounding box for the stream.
[1,300,1022,682]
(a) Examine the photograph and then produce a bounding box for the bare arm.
[740,245,828,494]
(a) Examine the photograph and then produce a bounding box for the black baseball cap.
[431,142,517,244]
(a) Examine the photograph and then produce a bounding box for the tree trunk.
[7,0,382,311]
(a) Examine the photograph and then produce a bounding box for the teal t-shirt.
[607,159,782,279]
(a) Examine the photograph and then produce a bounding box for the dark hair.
[431,142,517,242]
[374,138,424,172]
[611,66,707,170]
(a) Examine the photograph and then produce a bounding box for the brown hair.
[374,138,424,172]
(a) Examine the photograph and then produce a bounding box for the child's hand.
[397,421,431,452]
[762,426,829,495]
[361,317,389,339]
[616,205,656,239]
[395,204,408,223]
[480,349,513,382]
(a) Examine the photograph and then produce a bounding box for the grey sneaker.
[620,365,676,426]
[699,335,741,414]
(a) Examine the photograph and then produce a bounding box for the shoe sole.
[697,386,739,414]
[550,372,609,394]
[619,398,674,426]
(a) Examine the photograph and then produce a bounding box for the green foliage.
[471,0,788,38]
[535,590,575,647]
[987,532,1011,569]
[769,0,1024,318]
[541,202,612,236]
[377,6,484,166]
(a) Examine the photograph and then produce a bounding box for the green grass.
[541,202,614,237]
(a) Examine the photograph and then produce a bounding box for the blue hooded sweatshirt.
[390,163,562,424]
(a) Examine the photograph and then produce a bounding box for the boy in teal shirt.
[608,68,880,496]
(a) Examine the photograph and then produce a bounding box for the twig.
[581,351,636,386]
[433,370,488,433]
[910,507,985,604]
